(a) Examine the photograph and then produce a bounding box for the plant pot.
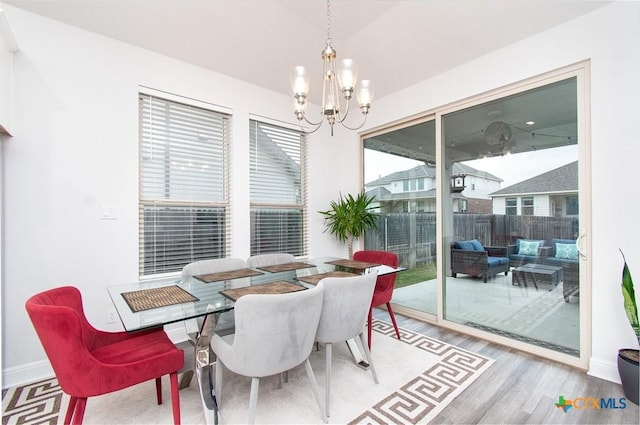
[618,349,639,405]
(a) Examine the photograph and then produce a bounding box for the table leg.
[194,314,219,425]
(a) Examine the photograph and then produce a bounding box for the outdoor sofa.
[451,239,510,283]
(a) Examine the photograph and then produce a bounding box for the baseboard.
[588,356,621,384]
[2,359,54,389]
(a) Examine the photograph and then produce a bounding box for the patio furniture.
[512,263,563,291]
[543,238,580,302]
[506,239,550,268]
[451,239,510,283]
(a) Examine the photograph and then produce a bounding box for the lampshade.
[357,79,374,107]
[291,66,309,97]
[337,59,357,93]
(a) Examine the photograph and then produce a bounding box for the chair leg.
[304,358,328,424]
[359,332,379,384]
[325,343,332,417]
[156,377,163,405]
[367,308,373,349]
[248,377,260,425]
[71,398,87,425]
[170,372,181,425]
[386,302,401,340]
[64,396,77,425]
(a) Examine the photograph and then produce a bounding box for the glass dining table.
[107,258,403,424]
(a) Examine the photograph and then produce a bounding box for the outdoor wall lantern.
[451,174,466,193]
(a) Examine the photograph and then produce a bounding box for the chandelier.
[290,0,374,136]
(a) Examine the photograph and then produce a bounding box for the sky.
[364,144,578,189]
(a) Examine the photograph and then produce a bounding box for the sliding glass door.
[441,76,581,357]
[362,64,589,366]
[363,119,437,317]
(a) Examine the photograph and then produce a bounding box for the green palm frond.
[318,192,378,242]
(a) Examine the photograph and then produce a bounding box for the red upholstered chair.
[353,250,401,349]
[25,286,184,425]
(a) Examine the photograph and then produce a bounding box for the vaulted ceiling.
[4,0,609,103]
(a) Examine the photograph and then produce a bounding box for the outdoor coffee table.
[512,263,563,291]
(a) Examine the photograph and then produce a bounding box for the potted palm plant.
[618,250,639,405]
[318,192,378,260]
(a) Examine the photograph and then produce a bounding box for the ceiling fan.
[484,121,512,145]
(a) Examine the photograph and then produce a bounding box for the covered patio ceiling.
[364,78,578,164]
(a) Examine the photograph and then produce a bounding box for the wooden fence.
[363,213,579,269]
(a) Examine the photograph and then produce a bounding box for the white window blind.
[249,120,307,256]
[139,93,231,276]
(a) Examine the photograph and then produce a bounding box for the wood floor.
[373,309,639,424]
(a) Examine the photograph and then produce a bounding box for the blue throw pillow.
[518,240,540,256]
[556,242,578,260]
[455,240,474,251]
[469,239,485,251]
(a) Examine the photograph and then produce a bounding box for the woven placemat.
[121,285,199,313]
[297,271,359,285]
[326,259,380,270]
[194,268,264,283]
[258,262,316,273]
[219,280,306,301]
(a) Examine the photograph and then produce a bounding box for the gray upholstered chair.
[246,253,295,268]
[179,258,247,389]
[182,258,246,277]
[211,284,327,424]
[181,257,247,336]
[315,272,379,417]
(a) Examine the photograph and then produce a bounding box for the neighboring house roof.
[489,161,578,196]
[451,162,503,182]
[366,163,502,187]
[365,186,392,199]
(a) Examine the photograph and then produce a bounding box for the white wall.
[364,2,640,383]
[0,5,359,386]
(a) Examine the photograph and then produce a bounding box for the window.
[403,180,409,191]
[139,92,230,276]
[250,120,306,256]
[522,197,534,216]
[505,197,517,215]
[566,195,579,215]
[417,178,424,190]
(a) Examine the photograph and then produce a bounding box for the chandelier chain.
[326,0,332,43]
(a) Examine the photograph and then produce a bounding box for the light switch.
[100,206,119,220]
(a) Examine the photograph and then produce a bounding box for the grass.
[395,263,436,288]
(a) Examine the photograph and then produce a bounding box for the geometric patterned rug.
[2,377,61,425]
[350,320,494,424]
[2,320,494,425]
